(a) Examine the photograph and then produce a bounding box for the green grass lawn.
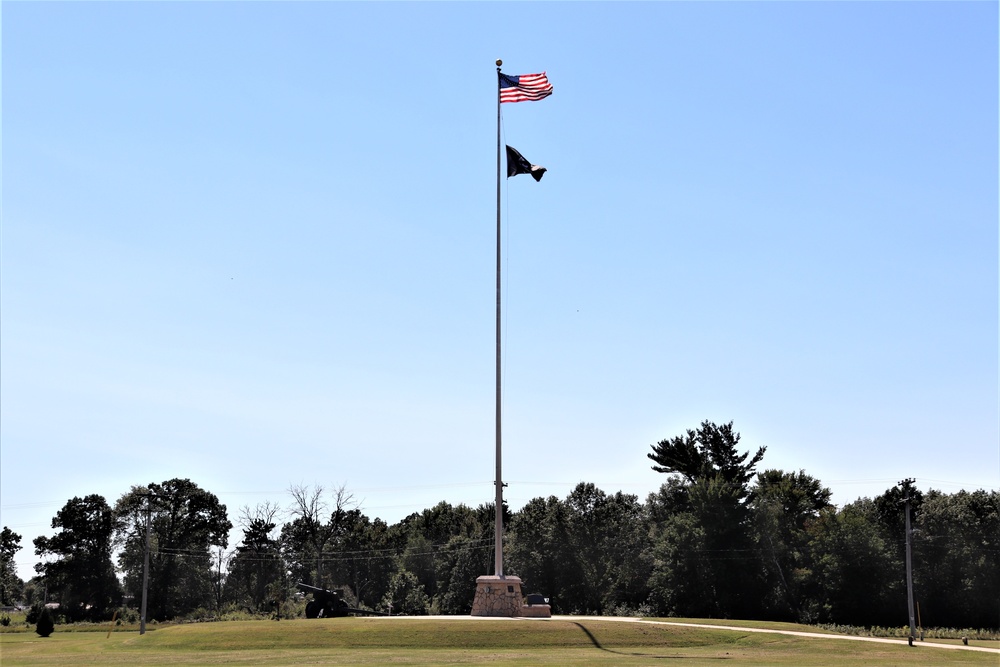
[1,617,995,666]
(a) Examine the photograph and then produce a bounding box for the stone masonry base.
[469,575,552,618]
[470,575,522,617]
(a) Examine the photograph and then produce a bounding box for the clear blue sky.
[2,2,997,580]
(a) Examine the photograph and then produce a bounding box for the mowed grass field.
[1,617,996,667]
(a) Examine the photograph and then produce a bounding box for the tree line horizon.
[1,421,996,630]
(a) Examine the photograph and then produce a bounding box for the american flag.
[499,72,553,103]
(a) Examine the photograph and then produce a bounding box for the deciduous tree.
[509,485,651,615]
[806,498,900,626]
[380,569,429,615]
[751,469,832,621]
[913,489,1000,628]
[226,503,283,613]
[283,484,357,590]
[114,479,231,620]
[0,527,24,606]
[33,495,120,621]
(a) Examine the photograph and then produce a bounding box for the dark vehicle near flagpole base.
[296,582,388,618]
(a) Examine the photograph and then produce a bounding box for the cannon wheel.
[305,600,321,618]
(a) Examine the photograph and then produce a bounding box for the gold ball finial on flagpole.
[496,59,502,67]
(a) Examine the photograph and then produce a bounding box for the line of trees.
[2,421,997,629]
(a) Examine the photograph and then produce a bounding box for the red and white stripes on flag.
[499,72,553,103]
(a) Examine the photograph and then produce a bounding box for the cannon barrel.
[296,582,388,618]
[296,582,327,593]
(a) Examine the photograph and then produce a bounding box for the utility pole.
[901,478,917,645]
[139,494,153,635]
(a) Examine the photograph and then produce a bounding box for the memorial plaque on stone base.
[470,575,522,617]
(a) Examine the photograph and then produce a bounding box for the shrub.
[25,604,42,625]
[35,608,54,637]
[0,614,10,626]
[608,603,655,618]
[117,607,139,624]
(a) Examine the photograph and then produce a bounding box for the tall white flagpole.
[494,60,505,578]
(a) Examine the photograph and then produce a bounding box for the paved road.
[391,615,999,655]
[569,616,1000,655]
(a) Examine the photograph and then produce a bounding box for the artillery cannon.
[296,582,387,618]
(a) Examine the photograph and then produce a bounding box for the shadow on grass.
[570,621,732,660]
